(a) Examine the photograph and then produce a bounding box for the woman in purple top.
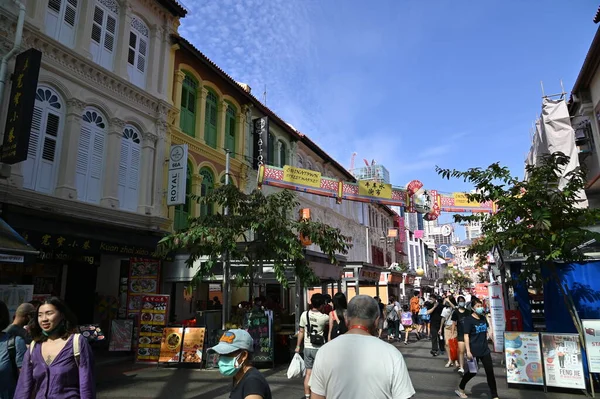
[14,297,95,399]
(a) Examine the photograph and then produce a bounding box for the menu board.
[541,333,586,389]
[504,332,544,386]
[136,295,169,362]
[109,320,134,352]
[245,310,273,365]
[78,325,105,342]
[158,327,183,363]
[181,327,206,363]
[583,319,600,373]
[488,284,505,353]
[127,258,160,319]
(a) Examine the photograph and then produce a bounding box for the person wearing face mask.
[309,295,415,399]
[209,329,272,399]
[455,297,499,399]
[451,296,471,376]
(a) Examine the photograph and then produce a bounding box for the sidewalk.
[96,338,588,398]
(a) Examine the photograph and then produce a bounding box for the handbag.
[306,311,325,346]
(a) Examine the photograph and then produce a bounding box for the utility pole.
[222,149,231,329]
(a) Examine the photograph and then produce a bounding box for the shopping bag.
[287,353,306,379]
[383,320,388,330]
[466,357,478,374]
[448,337,459,362]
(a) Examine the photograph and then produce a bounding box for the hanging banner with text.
[167,144,188,206]
[583,319,600,373]
[504,332,544,386]
[488,284,505,353]
[541,333,586,389]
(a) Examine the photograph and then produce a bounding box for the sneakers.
[458,367,465,376]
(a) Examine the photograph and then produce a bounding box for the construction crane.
[350,152,357,170]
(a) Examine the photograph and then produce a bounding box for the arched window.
[22,86,65,194]
[180,73,197,137]
[297,155,304,168]
[200,167,214,217]
[204,89,218,148]
[118,125,141,211]
[127,16,149,88]
[225,104,236,157]
[90,0,118,70]
[279,140,287,167]
[174,161,193,231]
[76,108,106,203]
[267,131,275,166]
[45,0,79,48]
[307,161,313,171]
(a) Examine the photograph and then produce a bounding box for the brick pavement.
[96,338,588,398]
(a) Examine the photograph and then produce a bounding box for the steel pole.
[222,150,231,329]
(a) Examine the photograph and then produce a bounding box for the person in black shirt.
[209,329,272,399]
[427,295,444,356]
[451,296,471,376]
[455,297,498,399]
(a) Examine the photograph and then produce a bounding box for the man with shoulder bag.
[296,294,329,399]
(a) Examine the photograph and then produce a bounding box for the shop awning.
[0,217,38,262]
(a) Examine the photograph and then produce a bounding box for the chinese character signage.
[541,333,586,389]
[583,319,600,373]
[245,310,273,365]
[137,295,169,362]
[358,180,392,199]
[166,144,188,206]
[504,332,544,386]
[252,116,269,169]
[1,48,42,164]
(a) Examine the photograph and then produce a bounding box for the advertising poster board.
[504,332,544,386]
[109,319,134,352]
[583,319,600,373]
[136,295,169,362]
[488,284,506,353]
[541,333,586,389]
[127,258,160,319]
[0,285,33,319]
[158,327,183,363]
[181,327,206,363]
[245,310,273,365]
[205,328,224,369]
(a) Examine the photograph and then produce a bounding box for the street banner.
[583,319,600,373]
[541,333,586,389]
[158,327,183,363]
[488,284,505,353]
[136,295,169,362]
[109,320,134,352]
[283,165,321,188]
[504,332,544,385]
[181,327,206,363]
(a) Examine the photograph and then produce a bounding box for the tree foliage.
[157,184,352,287]
[444,268,473,291]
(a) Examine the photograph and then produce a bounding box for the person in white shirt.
[309,295,415,399]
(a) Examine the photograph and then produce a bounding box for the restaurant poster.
[181,327,206,363]
[127,258,160,319]
[583,319,600,373]
[488,284,506,353]
[504,332,544,386]
[158,327,183,363]
[109,319,134,352]
[541,333,586,389]
[136,295,169,363]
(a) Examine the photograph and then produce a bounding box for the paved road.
[96,339,588,398]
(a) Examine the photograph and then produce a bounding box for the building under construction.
[350,163,391,184]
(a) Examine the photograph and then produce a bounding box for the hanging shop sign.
[283,165,321,188]
[1,48,42,164]
[541,333,586,389]
[257,165,496,216]
[504,332,544,386]
[252,116,269,169]
[0,254,24,263]
[136,295,169,363]
[488,284,505,353]
[359,267,381,283]
[583,319,600,373]
[167,144,188,206]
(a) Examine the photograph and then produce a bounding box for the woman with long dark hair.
[452,295,471,376]
[14,297,95,399]
[328,292,348,341]
[455,297,498,399]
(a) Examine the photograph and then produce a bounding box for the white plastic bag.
[287,353,306,379]
[466,357,478,374]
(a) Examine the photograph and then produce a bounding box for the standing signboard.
[136,295,169,363]
[127,258,160,347]
[488,284,506,353]
[541,333,586,389]
[244,310,274,366]
[1,49,42,164]
[109,319,134,352]
[158,327,183,363]
[583,319,600,373]
[504,332,544,386]
[181,327,206,363]
[166,144,188,206]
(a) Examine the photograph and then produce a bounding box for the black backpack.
[1,328,18,382]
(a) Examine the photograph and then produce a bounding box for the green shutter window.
[174,163,193,231]
[180,74,197,137]
[204,90,218,148]
[225,105,236,158]
[279,141,286,167]
[267,132,275,166]
[200,167,214,217]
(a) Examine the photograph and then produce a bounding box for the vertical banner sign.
[167,144,188,206]
[252,116,269,169]
[1,48,42,164]
[137,295,169,362]
[583,319,600,373]
[488,284,506,353]
[504,332,544,386]
[541,333,586,389]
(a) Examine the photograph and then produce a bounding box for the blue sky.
[178,1,599,232]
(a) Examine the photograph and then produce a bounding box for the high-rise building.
[351,163,390,184]
[465,220,483,240]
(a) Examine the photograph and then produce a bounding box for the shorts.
[412,314,421,324]
[377,318,384,329]
[304,347,319,369]
[457,331,465,342]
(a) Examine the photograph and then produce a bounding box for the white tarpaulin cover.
[525,98,588,208]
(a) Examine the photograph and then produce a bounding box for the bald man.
[5,303,34,344]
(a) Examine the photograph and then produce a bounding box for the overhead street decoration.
[257,164,496,218]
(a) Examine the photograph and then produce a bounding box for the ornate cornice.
[66,98,86,115]
[109,118,127,132]
[142,131,158,144]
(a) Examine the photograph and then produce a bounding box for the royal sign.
[167,144,188,206]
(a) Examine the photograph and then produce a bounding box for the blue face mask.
[218,353,242,376]
[458,302,466,308]
[475,307,485,315]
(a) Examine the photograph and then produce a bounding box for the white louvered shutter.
[126,143,140,211]
[36,113,60,193]
[127,18,149,88]
[22,106,43,190]
[59,0,78,47]
[75,124,91,201]
[90,4,117,70]
[117,138,129,209]
[45,0,61,40]
[87,129,105,203]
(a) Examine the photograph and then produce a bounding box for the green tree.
[437,152,600,343]
[477,268,489,284]
[158,184,351,289]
